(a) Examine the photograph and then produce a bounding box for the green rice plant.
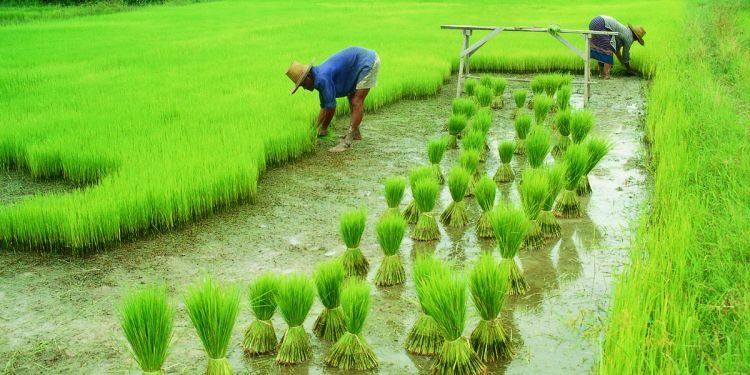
[184,276,240,375]
[556,84,572,111]
[459,150,481,197]
[552,109,572,156]
[405,256,449,356]
[324,279,378,370]
[543,75,558,97]
[469,254,512,362]
[374,215,407,286]
[476,86,493,107]
[119,286,174,374]
[513,89,527,110]
[464,79,478,96]
[554,144,588,218]
[452,98,477,119]
[490,203,530,295]
[339,207,369,278]
[313,260,346,342]
[440,167,471,228]
[577,136,612,196]
[276,274,315,365]
[538,164,565,239]
[533,94,554,125]
[462,129,486,162]
[446,114,468,149]
[427,138,447,184]
[492,77,507,97]
[530,76,545,96]
[382,176,406,218]
[474,176,496,239]
[472,108,492,136]
[411,178,440,241]
[404,166,435,224]
[520,168,548,250]
[514,114,532,155]
[479,75,493,88]
[243,274,279,355]
[525,126,551,169]
[494,140,516,183]
[570,109,594,144]
[418,263,486,375]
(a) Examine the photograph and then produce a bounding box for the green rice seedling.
[570,109,595,144]
[325,279,378,370]
[492,77,507,97]
[404,166,435,224]
[411,178,440,241]
[446,114,468,149]
[520,169,548,250]
[554,144,588,218]
[552,109,572,156]
[462,129,486,161]
[525,126,551,169]
[243,274,279,355]
[276,274,315,365]
[476,86,493,107]
[184,276,240,375]
[472,108,493,136]
[513,89,527,110]
[440,166,471,228]
[578,136,612,196]
[452,98,477,119]
[382,176,406,218]
[490,203,530,295]
[530,76,545,96]
[538,164,565,239]
[479,75,493,88]
[556,84,572,111]
[313,260,346,342]
[469,254,512,362]
[514,114,532,155]
[533,94,554,125]
[474,176,497,239]
[464,79,478,96]
[459,150,481,197]
[374,215,407,286]
[405,256,449,356]
[427,138,448,184]
[119,286,174,374]
[340,207,369,278]
[494,140,516,183]
[418,263,486,375]
[543,75,558,97]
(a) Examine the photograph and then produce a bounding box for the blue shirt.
[311,47,377,109]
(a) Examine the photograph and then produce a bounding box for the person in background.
[588,15,645,79]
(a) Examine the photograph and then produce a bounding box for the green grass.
[119,285,174,373]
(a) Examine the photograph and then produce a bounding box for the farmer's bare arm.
[613,49,633,71]
[317,108,335,127]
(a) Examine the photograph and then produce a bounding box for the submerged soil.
[0,75,648,374]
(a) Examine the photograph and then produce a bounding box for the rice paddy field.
[1,0,749,374]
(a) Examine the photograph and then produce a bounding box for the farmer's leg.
[350,88,369,140]
[602,63,612,78]
[598,61,604,78]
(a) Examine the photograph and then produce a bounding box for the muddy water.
[0,75,648,374]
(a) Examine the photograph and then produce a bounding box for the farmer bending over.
[286,46,380,153]
[588,15,645,79]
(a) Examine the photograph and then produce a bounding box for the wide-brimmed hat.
[286,60,313,95]
[628,24,646,45]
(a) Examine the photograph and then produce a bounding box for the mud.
[0,75,649,374]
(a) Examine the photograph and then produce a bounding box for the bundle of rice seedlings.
[474,176,496,239]
[405,256,449,355]
[538,164,565,238]
[494,140,516,183]
[411,178,440,241]
[512,89,527,110]
[472,108,492,135]
[479,75,493,88]
[525,126,551,169]
[340,207,369,278]
[514,114,532,155]
[476,86,493,107]
[184,276,240,374]
[446,114,468,149]
[577,136,611,196]
[313,260,346,341]
[325,279,378,370]
[492,77,507,97]
[243,274,279,355]
[469,254,512,362]
[530,76,545,97]
[440,166,471,228]
[452,98,477,119]
[542,75,558,97]
[490,203,531,295]
[459,150,481,197]
[554,144,588,218]
[382,176,406,218]
[533,94,553,125]
[556,85,572,111]
[418,264,486,375]
[462,129,486,161]
[464,79,478,96]
[374,215,407,286]
[404,166,436,224]
[570,109,594,144]
[119,286,174,375]
[520,169,548,250]
[427,138,447,184]
[552,109,571,156]
[276,274,315,365]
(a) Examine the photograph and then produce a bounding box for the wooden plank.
[456,29,471,96]
[583,34,591,106]
[550,33,586,60]
[461,27,504,57]
[441,24,618,36]
[504,77,597,85]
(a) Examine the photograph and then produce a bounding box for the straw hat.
[286,60,313,95]
[628,24,646,45]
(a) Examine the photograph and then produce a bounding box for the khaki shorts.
[356,55,380,90]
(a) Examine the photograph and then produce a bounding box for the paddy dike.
[0,74,649,374]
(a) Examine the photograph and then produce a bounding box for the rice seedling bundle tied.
[533,94,553,125]
[520,169,548,250]
[530,76,545,98]
[490,203,531,295]
[447,114,468,149]
[525,126,551,169]
[313,260,346,342]
[411,178,441,241]
[494,140,516,183]
[243,274,279,355]
[404,166,435,224]
[440,166,471,228]
[405,256,449,356]
[554,144,588,218]
[479,75,493,88]
[462,130,486,162]
[514,114,532,155]
[459,150,481,197]
[382,176,406,218]
[464,79,478,96]
[184,276,240,375]
[552,109,572,156]
[474,176,497,239]
[472,108,493,136]
[538,164,565,239]
[427,138,448,184]
[491,78,507,109]
[374,215,407,286]
[325,279,378,370]
[512,89,527,111]
[578,136,611,196]
[469,254,512,362]
[570,109,595,144]
[452,98,477,119]
[340,207,369,278]
[476,86,493,107]
[556,85,572,111]
[276,274,315,365]
[119,286,174,375]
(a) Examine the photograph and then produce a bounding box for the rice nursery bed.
[0,75,649,374]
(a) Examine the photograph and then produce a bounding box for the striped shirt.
[601,16,635,64]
